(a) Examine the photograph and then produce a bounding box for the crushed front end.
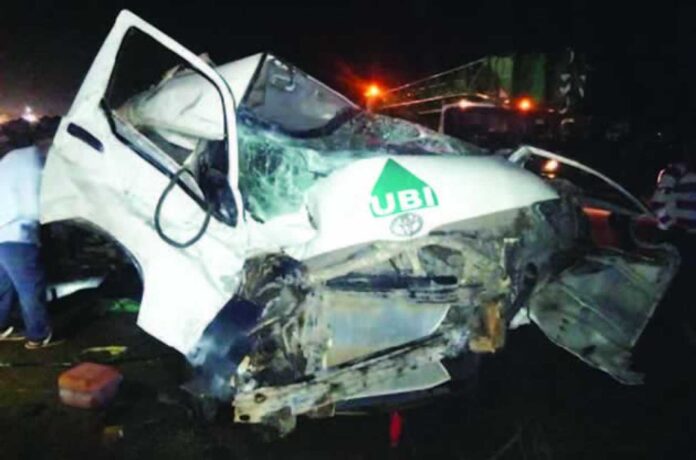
[41,12,680,438]
[190,185,676,435]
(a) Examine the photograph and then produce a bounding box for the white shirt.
[0,145,45,244]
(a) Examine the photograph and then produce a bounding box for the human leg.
[0,249,25,340]
[0,243,50,341]
[0,262,15,329]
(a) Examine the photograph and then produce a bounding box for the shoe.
[0,326,25,342]
[25,332,64,350]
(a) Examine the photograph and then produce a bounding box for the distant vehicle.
[42,11,677,436]
[373,52,588,171]
[379,93,575,179]
[439,99,530,150]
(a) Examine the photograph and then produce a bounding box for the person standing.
[0,120,56,349]
[649,136,696,347]
[650,138,696,233]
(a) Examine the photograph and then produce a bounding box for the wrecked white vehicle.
[42,11,678,434]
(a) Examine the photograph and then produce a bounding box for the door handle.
[67,123,104,153]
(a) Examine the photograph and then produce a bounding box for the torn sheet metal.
[528,246,679,384]
[41,10,680,436]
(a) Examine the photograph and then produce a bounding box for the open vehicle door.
[41,11,248,354]
[39,11,680,435]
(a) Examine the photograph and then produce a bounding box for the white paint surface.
[41,10,559,359]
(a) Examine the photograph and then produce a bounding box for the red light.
[517,97,534,112]
[364,84,382,98]
[389,411,403,448]
[583,207,612,218]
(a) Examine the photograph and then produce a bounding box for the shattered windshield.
[237,108,485,221]
[111,50,484,222]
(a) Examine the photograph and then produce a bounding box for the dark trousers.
[0,243,50,341]
[669,231,696,324]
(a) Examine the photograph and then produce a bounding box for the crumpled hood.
[297,154,559,258]
[234,109,490,222]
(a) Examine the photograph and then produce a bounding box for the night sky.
[1,0,695,125]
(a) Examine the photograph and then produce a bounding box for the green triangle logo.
[370,159,439,218]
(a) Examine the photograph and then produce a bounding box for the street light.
[364,84,382,99]
[364,83,383,111]
[21,106,39,124]
[516,97,534,112]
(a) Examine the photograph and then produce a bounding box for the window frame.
[100,24,241,226]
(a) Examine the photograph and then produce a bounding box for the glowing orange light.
[364,84,382,98]
[542,159,560,173]
[583,207,612,218]
[517,97,534,112]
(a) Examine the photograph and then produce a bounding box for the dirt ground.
[1,281,695,459]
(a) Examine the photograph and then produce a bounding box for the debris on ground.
[80,346,129,358]
[58,362,123,409]
[107,299,140,314]
[102,425,124,444]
